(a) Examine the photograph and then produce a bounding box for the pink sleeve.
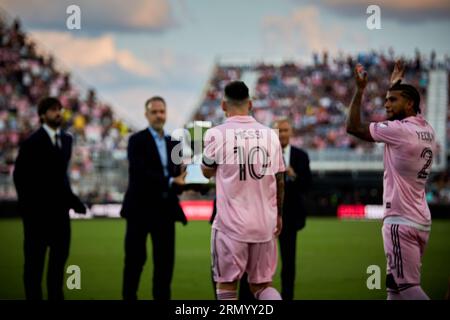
[369,120,405,146]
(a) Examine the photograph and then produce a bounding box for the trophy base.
[184,163,210,185]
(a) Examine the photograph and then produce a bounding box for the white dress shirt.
[43,124,61,147]
[283,144,291,167]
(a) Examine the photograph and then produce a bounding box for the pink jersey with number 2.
[369,115,436,226]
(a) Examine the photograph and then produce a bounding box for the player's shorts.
[211,228,277,284]
[382,223,429,292]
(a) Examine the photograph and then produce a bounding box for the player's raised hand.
[390,59,405,85]
[354,63,368,90]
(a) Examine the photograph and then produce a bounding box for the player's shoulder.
[204,124,226,138]
[250,121,275,136]
[373,119,406,131]
[209,123,228,131]
[418,118,436,135]
[253,120,271,130]
[203,126,226,145]
[399,116,435,135]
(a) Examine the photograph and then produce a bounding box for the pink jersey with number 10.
[203,116,286,243]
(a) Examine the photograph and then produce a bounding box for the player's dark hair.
[388,81,421,114]
[145,96,166,109]
[37,97,62,124]
[224,81,249,105]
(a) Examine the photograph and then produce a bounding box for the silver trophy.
[183,121,212,186]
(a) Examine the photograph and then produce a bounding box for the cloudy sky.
[1,0,449,131]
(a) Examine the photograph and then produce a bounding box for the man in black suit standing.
[121,96,187,300]
[273,118,312,300]
[13,97,86,300]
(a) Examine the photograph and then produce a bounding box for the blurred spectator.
[0,17,131,202]
[193,50,450,203]
[1,16,449,205]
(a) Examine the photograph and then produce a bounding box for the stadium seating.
[0,16,449,205]
[0,18,130,203]
[192,53,450,203]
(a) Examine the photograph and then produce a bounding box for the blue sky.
[1,0,449,130]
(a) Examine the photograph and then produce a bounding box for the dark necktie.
[55,133,61,150]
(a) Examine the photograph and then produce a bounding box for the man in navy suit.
[273,118,312,300]
[121,96,187,300]
[13,97,86,300]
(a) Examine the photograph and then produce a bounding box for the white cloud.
[1,0,174,32]
[324,0,450,11]
[24,29,211,130]
[318,0,450,21]
[263,6,343,57]
[115,50,154,77]
[29,31,155,77]
[103,87,199,131]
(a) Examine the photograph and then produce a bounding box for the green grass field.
[0,218,449,300]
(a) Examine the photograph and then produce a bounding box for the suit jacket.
[13,127,84,219]
[283,146,312,231]
[120,129,187,224]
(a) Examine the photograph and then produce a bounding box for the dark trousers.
[279,227,298,300]
[22,216,71,300]
[122,218,175,300]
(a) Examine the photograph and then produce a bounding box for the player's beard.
[387,109,407,121]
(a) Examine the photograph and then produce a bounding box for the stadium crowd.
[194,50,449,150]
[1,17,449,205]
[193,51,450,203]
[0,18,130,203]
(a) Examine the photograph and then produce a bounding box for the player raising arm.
[346,61,437,300]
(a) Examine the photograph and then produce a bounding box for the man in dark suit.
[13,97,86,300]
[273,118,312,300]
[121,96,187,300]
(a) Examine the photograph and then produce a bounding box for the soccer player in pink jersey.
[346,61,437,300]
[201,81,285,300]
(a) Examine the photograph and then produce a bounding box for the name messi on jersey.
[234,129,262,140]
